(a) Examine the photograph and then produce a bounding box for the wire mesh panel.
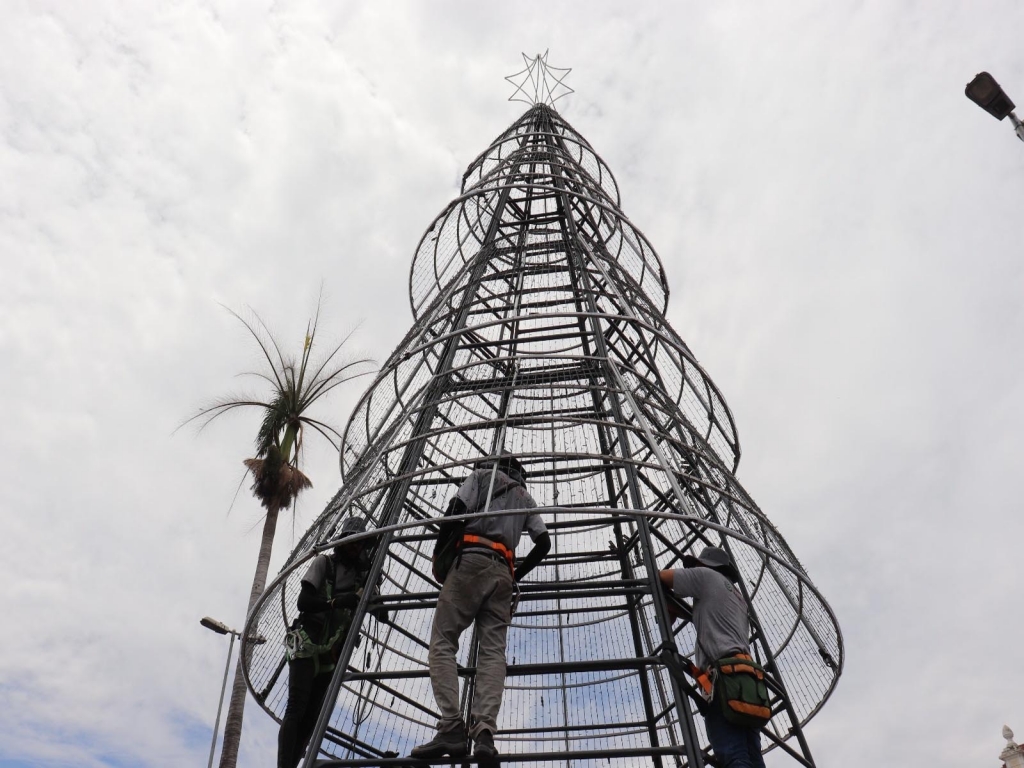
[244,103,842,768]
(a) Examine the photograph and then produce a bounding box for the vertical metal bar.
[300,184,519,768]
[612,516,679,765]
[207,632,236,768]
[539,114,705,767]
[570,193,819,762]
[710,518,818,766]
[462,233,529,735]
[299,529,396,768]
[570,202,822,763]
[534,115,672,764]
[560,204,672,764]
[578,231,832,662]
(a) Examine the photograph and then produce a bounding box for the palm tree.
[185,303,373,768]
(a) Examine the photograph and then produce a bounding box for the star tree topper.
[505,51,573,108]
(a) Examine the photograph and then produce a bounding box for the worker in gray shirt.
[659,547,766,768]
[411,454,550,768]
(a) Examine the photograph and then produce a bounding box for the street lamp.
[200,616,266,768]
[965,71,1024,143]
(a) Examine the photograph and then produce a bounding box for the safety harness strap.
[460,534,515,578]
[690,662,714,696]
[719,653,763,679]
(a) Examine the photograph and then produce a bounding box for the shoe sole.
[474,746,499,768]
[409,747,469,761]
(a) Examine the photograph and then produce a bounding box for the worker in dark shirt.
[278,515,381,768]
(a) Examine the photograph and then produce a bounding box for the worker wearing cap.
[659,546,765,768]
[411,454,550,768]
[278,516,382,768]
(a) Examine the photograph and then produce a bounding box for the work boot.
[409,726,468,760]
[473,729,499,768]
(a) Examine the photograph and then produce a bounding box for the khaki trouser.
[428,551,513,739]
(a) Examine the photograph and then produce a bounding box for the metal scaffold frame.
[242,97,843,768]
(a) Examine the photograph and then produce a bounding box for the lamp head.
[966,72,1016,120]
[200,616,231,635]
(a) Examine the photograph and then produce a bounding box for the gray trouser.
[428,551,513,739]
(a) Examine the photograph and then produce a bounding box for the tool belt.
[658,645,771,729]
[460,534,515,578]
[284,610,353,674]
[284,584,361,674]
[710,653,772,728]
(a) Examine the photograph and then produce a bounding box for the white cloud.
[2,0,1023,766]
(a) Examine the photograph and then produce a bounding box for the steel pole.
[1010,112,1024,143]
[300,180,519,768]
[208,631,237,768]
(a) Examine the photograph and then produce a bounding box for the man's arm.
[437,496,467,538]
[658,569,692,623]
[362,566,389,624]
[515,531,550,582]
[297,581,358,612]
[296,556,341,613]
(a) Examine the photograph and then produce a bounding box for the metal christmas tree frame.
[243,56,843,768]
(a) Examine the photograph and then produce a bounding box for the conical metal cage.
[243,103,843,768]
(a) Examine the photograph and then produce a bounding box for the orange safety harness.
[460,534,515,578]
[659,641,771,727]
[688,661,714,696]
[718,654,762,677]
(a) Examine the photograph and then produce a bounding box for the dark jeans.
[704,704,766,768]
[278,656,333,768]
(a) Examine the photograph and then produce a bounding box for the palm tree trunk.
[217,501,281,768]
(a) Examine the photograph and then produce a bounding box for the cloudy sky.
[2,1,1023,766]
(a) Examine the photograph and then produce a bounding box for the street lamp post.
[965,71,1024,143]
[200,617,265,768]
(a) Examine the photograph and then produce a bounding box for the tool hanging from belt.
[656,643,714,701]
[689,661,714,697]
[460,533,515,579]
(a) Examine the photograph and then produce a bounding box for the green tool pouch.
[713,655,772,728]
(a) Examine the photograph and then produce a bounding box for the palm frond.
[186,302,374,510]
[300,363,375,408]
[297,417,344,450]
[221,304,288,396]
[293,308,319,404]
[254,394,289,457]
[302,322,361,394]
[178,398,274,434]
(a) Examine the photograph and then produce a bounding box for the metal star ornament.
[505,51,573,108]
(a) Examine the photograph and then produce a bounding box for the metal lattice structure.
[243,80,843,768]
